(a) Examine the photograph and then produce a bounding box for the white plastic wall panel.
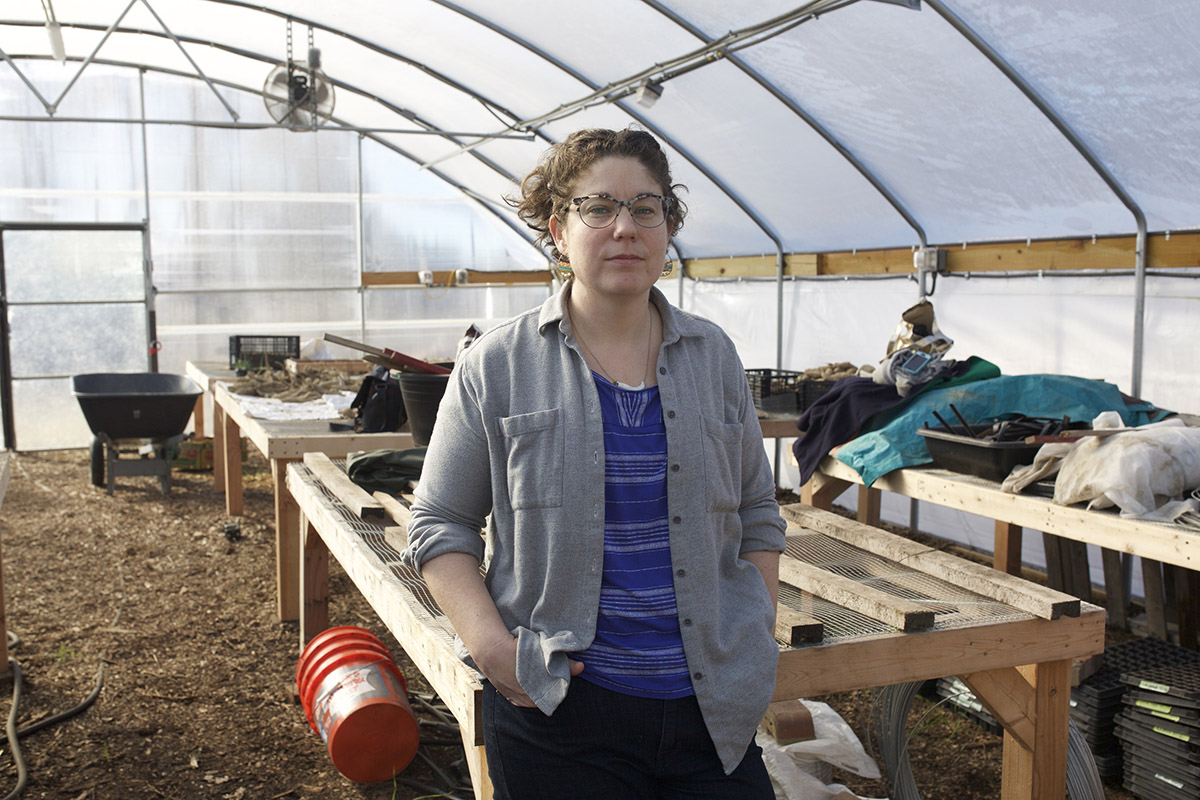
[949,0,1200,232]
[740,2,1130,245]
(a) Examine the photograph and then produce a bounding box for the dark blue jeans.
[482,678,775,799]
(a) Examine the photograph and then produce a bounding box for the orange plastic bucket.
[296,626,386,686]
[296,629,419,783]
[298,639,392,727]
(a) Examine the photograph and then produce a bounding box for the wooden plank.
[299,510,329,647]
[775,606,824,645]
[773,606,1105,701]
[1063,539,1093,602]
[994,521,1023,576]
[1101,549,1130,630]
[800,470,850,510]
[856,485,881,525]
[781,504,1079,620]
[959,666,1035,751]
[777,554,935,632]
[221,404,243,516]
[373,491,411,531]
[273,457,301,621]
[1175,566,1199,650]
[1000,660,1071,800]
[815,456,1198,570]
[684,252,818,278]
[1141,558,1168,640]
[302,452,387,522]
[361,269,551,286]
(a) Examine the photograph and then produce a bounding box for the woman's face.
[549,156,670,302]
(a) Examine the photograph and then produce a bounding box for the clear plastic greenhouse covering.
[3,0,1199,255]
[2,0,1199,592]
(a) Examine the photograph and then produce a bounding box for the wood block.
[778,555,935,632]
[775,606,824,645]
[302,452,387,522]
[761,699,815,744]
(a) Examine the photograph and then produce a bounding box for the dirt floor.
[0,449,1141,799]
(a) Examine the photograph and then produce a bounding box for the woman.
[403,128,785,799]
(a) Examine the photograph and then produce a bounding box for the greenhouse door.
[0,223,152,451]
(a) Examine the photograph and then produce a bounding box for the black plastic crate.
[799,379,837,411]
[229,335,299,371]
[746,368,801,415]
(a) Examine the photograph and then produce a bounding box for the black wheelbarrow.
[71,372,203,495]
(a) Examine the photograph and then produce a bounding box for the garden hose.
[0,632,107,800]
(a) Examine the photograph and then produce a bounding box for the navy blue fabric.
[482,679,773,799]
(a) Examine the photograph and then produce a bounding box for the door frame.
[0,221,153,450]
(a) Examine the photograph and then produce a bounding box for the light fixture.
[633,79,663,109]
[43,0,66,62]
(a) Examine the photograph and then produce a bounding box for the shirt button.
[659,367,667,375]
[693,672,703,680]
[667,410,676,419]
[672,516,681,524]
[676,569,686,577]
[682,618,692,626]
[670,464,680,472]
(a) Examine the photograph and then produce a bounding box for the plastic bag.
[756,699,884,800]
[1053,414,1200,518]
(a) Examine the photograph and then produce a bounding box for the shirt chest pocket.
[699,415,743,512]
[500,408,565,510]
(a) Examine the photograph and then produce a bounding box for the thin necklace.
[570,304,655,389]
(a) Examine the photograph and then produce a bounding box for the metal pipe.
[926,0,1150,396]
[47,0,139,114]
[137,0,239,121]
[0,114,533,137]
[139,68,157,372]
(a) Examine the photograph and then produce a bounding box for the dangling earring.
[660,259,675,278]
[555,254,573,278]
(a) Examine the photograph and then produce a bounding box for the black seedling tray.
[1125,694,1200,724]
[1122,662,1200,704]
[917,424,1042,482]
[1128,687,1200,714]
[1125,758,1200,794]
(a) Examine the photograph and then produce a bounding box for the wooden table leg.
[298,508,328,647]
[1101,549,1130,630]
[192,393,205,439]
[222,410,244,516]
[994,521,1022,575]
[1141,558,1168,640]
[1175,565,1199,650]
[275,458,301,622]
[460,711,493,800]
[857,485,881,526]
[212,402,226,491]
[962,659,1071,800]
[800,472,850,510]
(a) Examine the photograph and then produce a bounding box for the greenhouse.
[1,1,1198,799]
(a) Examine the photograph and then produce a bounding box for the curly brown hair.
[507,128,687,264]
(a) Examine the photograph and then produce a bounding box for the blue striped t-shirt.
[575,373,693,699]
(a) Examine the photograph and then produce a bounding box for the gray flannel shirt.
[403,284,786,773]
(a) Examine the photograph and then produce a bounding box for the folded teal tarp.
[836,374,1167,487]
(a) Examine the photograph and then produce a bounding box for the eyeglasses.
[570,193,671,229]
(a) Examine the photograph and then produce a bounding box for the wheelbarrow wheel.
[90,436,105,487]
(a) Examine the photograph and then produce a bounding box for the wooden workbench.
[287,457,1104,800]
[185,361,415,621]
[803,454,1200,645]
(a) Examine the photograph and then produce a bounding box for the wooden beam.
[777,555,935,632]
[683,253,818,279]
[302,452,387,522]
[361,269,551,286]
[959,666,1035,751]
[680,231,1200,279]
[273,457,301,622]
[773,607,1105,701]
[781,504,1080,620]
[373,490,412,530]
[775,606,824,645]
[299,510,330,647]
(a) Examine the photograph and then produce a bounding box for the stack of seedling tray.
[1116,661,1200,800]
[1071,638,1200,780]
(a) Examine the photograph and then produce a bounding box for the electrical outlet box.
[913,247,947,275]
